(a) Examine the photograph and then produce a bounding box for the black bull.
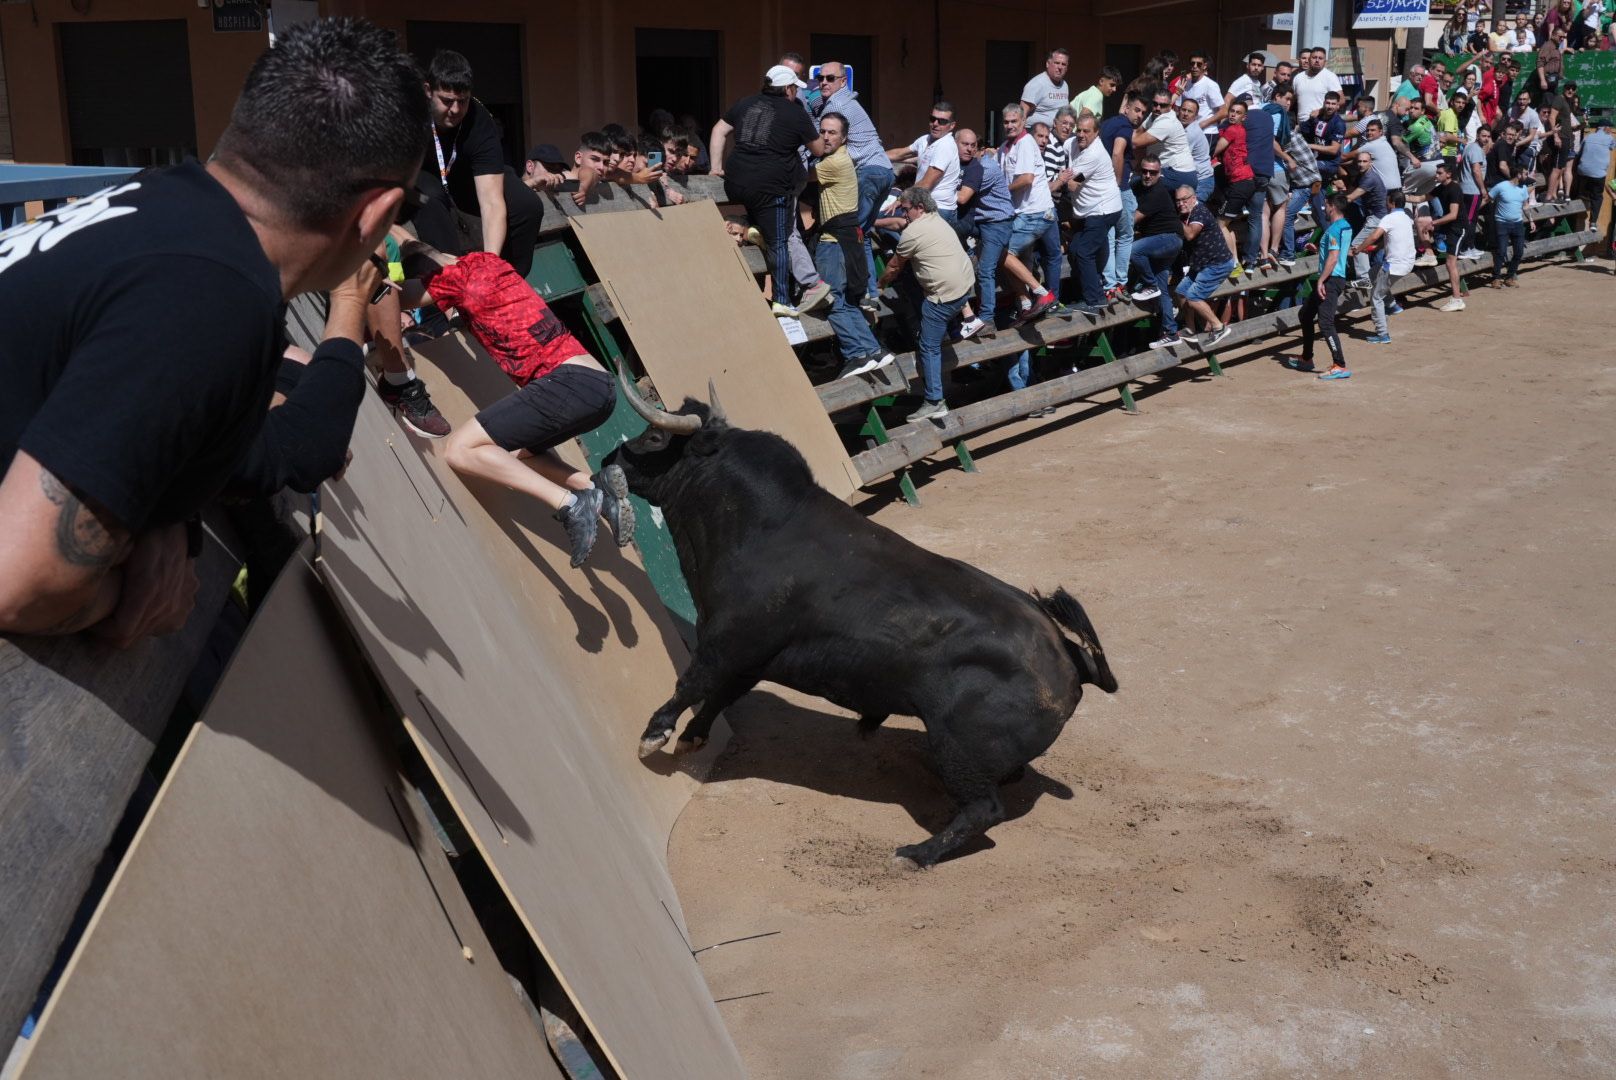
[604,374,1117,869]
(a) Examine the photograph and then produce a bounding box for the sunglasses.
[818,74,842,82]
[929,115,953,124]
[1153,101,1173,109]
[1140,168,1161,175]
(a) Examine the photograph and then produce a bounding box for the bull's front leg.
[638,650,750,758]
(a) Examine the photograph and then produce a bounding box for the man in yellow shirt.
[809,112,892,379]
[1437,88,1469,159]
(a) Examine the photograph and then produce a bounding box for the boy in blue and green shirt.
[1286,193,1354,380]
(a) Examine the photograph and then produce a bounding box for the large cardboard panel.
[569,200,862,499]
[17,559,564,1080]
[315,364,744,1078]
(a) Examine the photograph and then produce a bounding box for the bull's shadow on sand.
[642,688,1074,864]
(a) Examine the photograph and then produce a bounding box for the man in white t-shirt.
[997,103,1063,322]
[1226,52,1271,108]
[1294,47,1343,119]
[1351,189,1415,344]
[889,100,964,220]
[1131,87,1198,193]
[1064,115,1123,311]
[1020,48,1072,128]
[1176,51,1224,138]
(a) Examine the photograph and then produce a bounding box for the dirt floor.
[666,258,1616,1079]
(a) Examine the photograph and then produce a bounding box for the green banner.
[1437,50,1616,112]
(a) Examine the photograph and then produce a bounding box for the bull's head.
[604,362,731,505]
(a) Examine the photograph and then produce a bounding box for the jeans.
[1245,177,1270,266]
[1009,210,1060,294]
[1352,214,1381,280]
[1281,186,1313,259]
[1163,167,1198,194]
[856,163,896,300]
[727,182,794,305]
[1006,349,1032,390]
[1493,218,1526,279]
[1369,262,1391,336]
[815,237,884,360]
[1195,174,1215,202]
[1069,210,1120,305]
[1037,216,1063,296]
[974,218,1012,320]
[918,293,970,402]
[1103,187,1137,290]
[1129,233,1183,336]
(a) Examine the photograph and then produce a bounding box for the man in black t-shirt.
[1126,149,1187,348]
[710,65,824,315]
[0,18,425,644]
[413,50,546,277]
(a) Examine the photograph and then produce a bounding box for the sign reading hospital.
[1353,0,1431,28]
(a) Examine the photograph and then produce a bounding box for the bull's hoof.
[888,853,923,874]
[638,731,672,758]
[674,735,707,754]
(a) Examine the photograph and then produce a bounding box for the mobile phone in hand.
[647,151,664,169]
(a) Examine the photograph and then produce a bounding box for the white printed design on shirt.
[0,182,141,277]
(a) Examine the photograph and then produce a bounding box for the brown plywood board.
[313,361,744,1079]
[17,558,564,1080]
[569,200,862,499]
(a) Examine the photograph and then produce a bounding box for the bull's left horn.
[707,379,728,426]
[614,360,702,434]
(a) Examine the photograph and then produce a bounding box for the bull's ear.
[687,427,723,456]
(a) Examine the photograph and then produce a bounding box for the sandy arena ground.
[666,259,1616,1079]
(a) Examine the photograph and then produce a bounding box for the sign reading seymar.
[1353,0,1432,29]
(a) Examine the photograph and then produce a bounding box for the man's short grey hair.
[1002,102,1025,120]
[933,99,955,116]
[1054,105,1078,123]
[899,186,938,213]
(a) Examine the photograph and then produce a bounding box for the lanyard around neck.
[432,125,458,182]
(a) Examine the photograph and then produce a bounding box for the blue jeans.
[974,217,1012,320]
[1281,187,1313,259]
[1103,187,1137,290]
[1245,177,1270,265]
[918,293,970,402]
[857,163,896,301]
[1129,232,1183,336]
[1069,209,1119,305]
[1493,218,1525,278]
[1163,167,1197,194]
[1006,349,1032,390]
[814,237,884,360]
[1008,210,1059,294]
[1195,174,1215,201]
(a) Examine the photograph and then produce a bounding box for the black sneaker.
[593,465,636,548]
[555,487,604,568]
[377,377,451,439]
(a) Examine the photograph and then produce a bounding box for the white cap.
[766,64,807,89]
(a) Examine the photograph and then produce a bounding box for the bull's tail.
[1037,588,1118,694]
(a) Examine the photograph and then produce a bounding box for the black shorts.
[1221,179,1257,218]
[476,364,615,453]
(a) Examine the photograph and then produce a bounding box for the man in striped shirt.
[1277,91,1323,267]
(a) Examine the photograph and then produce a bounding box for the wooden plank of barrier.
[15,557,565,1080]
[0,525,240,1044]
[848,225,1598,484]
[535,174,729,238]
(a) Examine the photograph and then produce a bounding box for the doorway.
[634,28,721,137]
[1104,44,1142,118]
[985,40,1031,145]
[407,21,525,168]
[59,20,196,167]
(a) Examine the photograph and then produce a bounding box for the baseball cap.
[766,64,807,89]
[526,143,566,165]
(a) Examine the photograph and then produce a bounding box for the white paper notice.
[778,316,808,345]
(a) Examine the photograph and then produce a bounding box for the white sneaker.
[905,399,950,424]
[1413,252,1438,268]
[839,352,895,377]
[771,301,800,318]
[1148,333,1181,349]
[1130,285,1162,302]
[1457,248,1485,261]
[1438,296,1466,312]
[958,316,986,340]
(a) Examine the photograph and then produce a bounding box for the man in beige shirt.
[877,186,975,423]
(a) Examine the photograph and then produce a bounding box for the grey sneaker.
[1200,324,1233,348]
[837,352,896,379]
[593,465,636,548]
[905,399,950,424]
[797,281,833,313]
[555,487,604,568]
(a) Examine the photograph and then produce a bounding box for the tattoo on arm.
[38,471,127,568]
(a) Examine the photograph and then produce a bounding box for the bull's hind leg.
[893,735,1008,869]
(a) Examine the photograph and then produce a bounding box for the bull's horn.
[707,379,727,425]
[614,360,702,434]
